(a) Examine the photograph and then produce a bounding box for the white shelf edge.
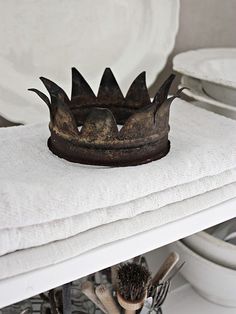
[0,198,236,308]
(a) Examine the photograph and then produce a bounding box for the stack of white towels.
[0,98,236,280]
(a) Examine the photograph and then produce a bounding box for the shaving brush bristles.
[117,263,151,302]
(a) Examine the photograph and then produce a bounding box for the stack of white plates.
[173,48,236,120]
[170,49,236,307]
[168,219,236,307]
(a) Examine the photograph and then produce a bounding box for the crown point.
[52,102,79,138]
[119,108,156,140]
[28,88,50,108]
[39,76,51,86]
[40,76,69,104]
[81,108,118,141]
[153,96,176,130]
[71,67,96,101]
[97,68,124,104]
[152,74,175,105]
[105,67,112,72]
[125,71,150,108]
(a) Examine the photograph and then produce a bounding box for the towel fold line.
[0,183,235,281]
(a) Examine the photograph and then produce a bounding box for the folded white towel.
[0,99,236,230]
[0,169,235,256]
[0,183,235,280]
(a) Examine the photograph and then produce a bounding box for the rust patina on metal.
[29,68,183,166]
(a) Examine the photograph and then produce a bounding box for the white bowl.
[202,80,236,107]
[168,240,236,307]
[200,58,236,106]
[182,220,236,270]
[179,75,236,120]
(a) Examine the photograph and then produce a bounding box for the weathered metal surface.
[29,68,182,166]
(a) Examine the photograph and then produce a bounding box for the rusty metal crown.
[29,68,182,166]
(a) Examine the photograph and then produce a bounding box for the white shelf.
[0,198,235,308]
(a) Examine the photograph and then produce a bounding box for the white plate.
[179,75,236,119]
[168,240,236,307]
[173,48,236,89]
[0,0,180,124]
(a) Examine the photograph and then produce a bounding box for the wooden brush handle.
[81,281,108,313]
[152,252,179,285]
[96,284,120,314]
[111,264,119,290]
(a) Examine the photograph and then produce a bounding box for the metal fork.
[150,280,170,313]
[149,262,185,313]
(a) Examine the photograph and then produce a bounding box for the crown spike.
[152,74,175,105]
[71,67,96,101]
[125,72,151,108]
[154,95,177,128]
[154,87,185,120]
[28,88,50,108]
[175,87,188,98]
[52,95,79,137]
[40,77,70,104]
[119,107,156,140]
[152,74,175,122]
[97,68,124,105]
[81,108,118,141]
[39,77,71,120]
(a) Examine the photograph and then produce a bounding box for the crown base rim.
[48,137,170,167]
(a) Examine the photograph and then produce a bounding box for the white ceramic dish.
[202,80,236,107]
[182,219,236,270]
[0,0,180,124]
[168,240,236,307]
[211,219,236,241]
[173,48,236,89]
[174,49,236,107]
[179,75,236,120]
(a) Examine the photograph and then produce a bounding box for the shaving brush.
[117,263,151,314]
